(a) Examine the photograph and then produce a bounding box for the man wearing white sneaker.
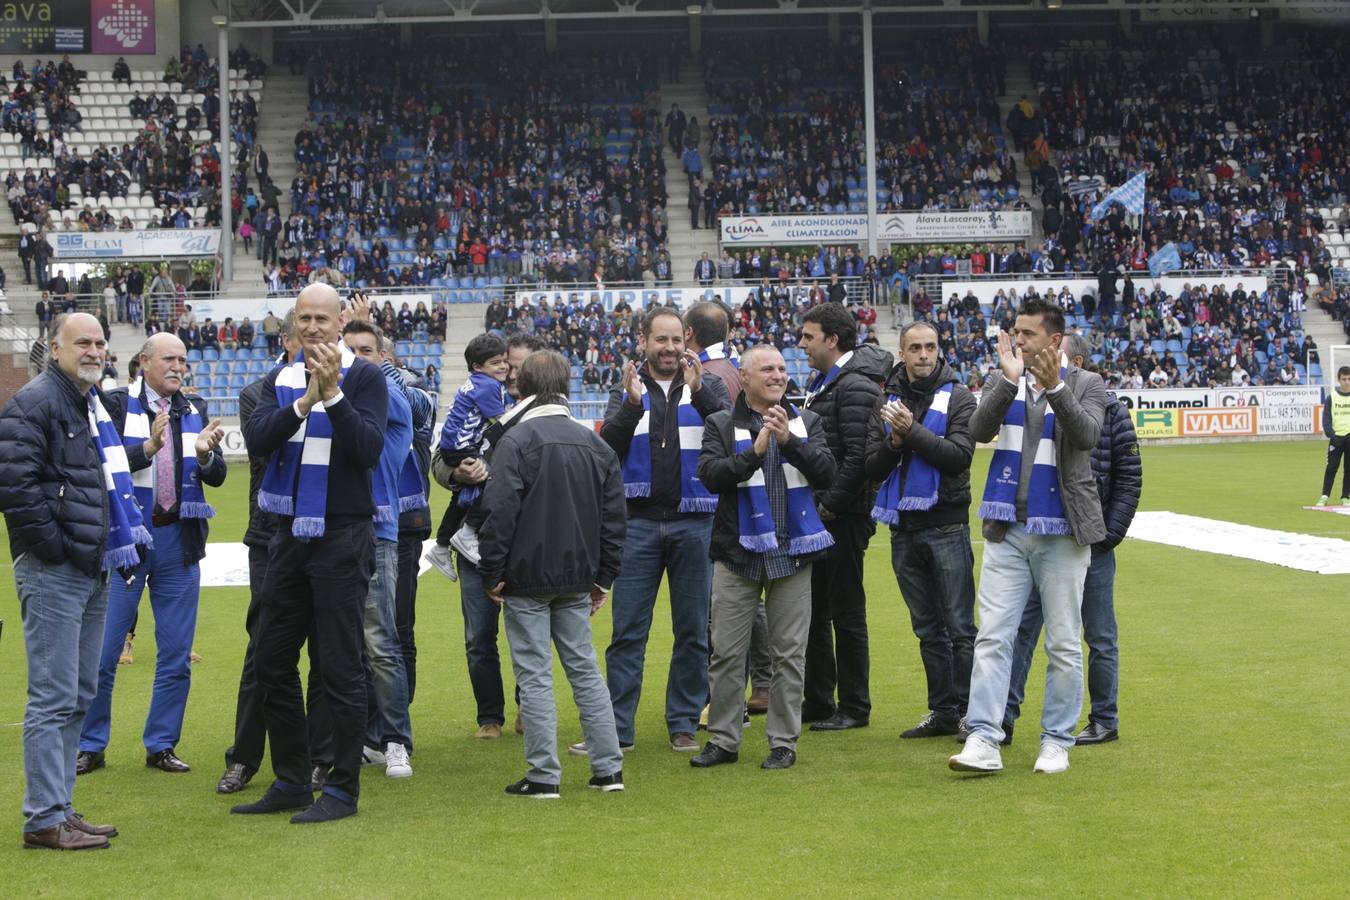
[950,299,1105,776]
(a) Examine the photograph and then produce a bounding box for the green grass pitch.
[1,440,1347,896]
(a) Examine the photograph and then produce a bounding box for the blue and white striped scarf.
[978,370,1072,536]
[733,406,834,555]
[872,382,953,524]
[87,388,153,570]
[698,342,739,369]
[121,378,214,519]
[371,439,427,522]
[805,350,853,406]
[620,379,716,513]
[257,344,355,539]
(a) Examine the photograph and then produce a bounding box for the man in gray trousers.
[478,351,628,798]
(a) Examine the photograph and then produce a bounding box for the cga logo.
[724,219,766,242]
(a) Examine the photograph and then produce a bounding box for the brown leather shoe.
[23,822,110,851]
[747,687,770,715]
[67,813,118,838]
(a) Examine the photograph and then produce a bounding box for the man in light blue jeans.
[951,300,1105,776]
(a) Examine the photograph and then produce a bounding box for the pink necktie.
[155,397,177,512]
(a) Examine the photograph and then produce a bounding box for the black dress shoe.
[1074,721,1119,745]
[800,706,834,725]
[75,751,105,776]
[146,749,191,773]
[809,712,869,732]
[761,747,796,770]
[291,793,357,824]
[900,711,961,739]
[689,743,738,768]
[216,762,255,794]
[231,786,314,815]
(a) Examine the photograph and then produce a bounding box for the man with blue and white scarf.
[236,284,388,824]
[590,307,728,755]
[951,299,1106,777]
[863,322,978,742]
[692,344,836,772]
[78,333,227,779]
[1,313,131,849]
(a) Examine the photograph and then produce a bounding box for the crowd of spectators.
[250,36,671,299]
[2,45,267,241]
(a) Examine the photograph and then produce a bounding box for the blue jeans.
[15,555,108,833]
[504,592,623,785]
[1005,546,1119,731]
[603,515,713,743]
[459,556,512,726]
[889,524,977,718]
[81,521,200,754]
[365,538,412,749]
[966,523,1090,749]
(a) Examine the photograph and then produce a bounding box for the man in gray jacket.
[478,351,627,799]
[950,299,1105,777]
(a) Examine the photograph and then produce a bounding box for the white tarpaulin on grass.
[198,541,439,587]
[1128,511,1350,575]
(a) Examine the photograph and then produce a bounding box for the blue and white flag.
[1147,242,1182,277]
[1090,171,1146,220]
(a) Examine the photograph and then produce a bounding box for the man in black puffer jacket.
[797,302,893,731]
[0,312,120,850]
[1003,334,1142,747]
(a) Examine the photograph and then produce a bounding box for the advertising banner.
[939,275,1269,310]
[1256,405,1321,436]
[52,229,220,260]
[720,214,869,245]
[1215,386,1324,408]
[91,0,155,54]
[1132,408,1181,439]
[876,210,1033,244]
[1180,407,1257,437]
[1114,388,1214,410]
[511,284,774,313]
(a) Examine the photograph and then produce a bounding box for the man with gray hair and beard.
[1,313,127,849]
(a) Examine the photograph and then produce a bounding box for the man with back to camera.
[950,298,1106,776]
[584,306,728,756]
[1317,366,1350,506]
[0,312,131,849]
[477,351,628,798]
[233,283,387,824]
[797,302,891,732]
[691,344,837,771]
[1000,333,1142,748]
[863,321,978,741]
[76,332,227,778]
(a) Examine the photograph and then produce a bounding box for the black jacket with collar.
[803,343,892,517]
[863,359,977,531]
[0,363,111,577]
[601,366,729,520]
[106,382,228,566]
[697,395,838,571]
[478,403,626,596]
[1092,393,1143,551]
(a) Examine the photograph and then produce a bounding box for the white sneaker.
[449,524,481,567]
[569,740,633,756]
[424,543,457,581]
[1033,742,1069,774]
[948,736,1003,773]
[360,745,386,766]
[385,742,412,778]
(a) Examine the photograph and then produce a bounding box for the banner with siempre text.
[720,214,869,245]
[876,211,1033,244]
[52,229,220,260]
[511,284,789,313]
